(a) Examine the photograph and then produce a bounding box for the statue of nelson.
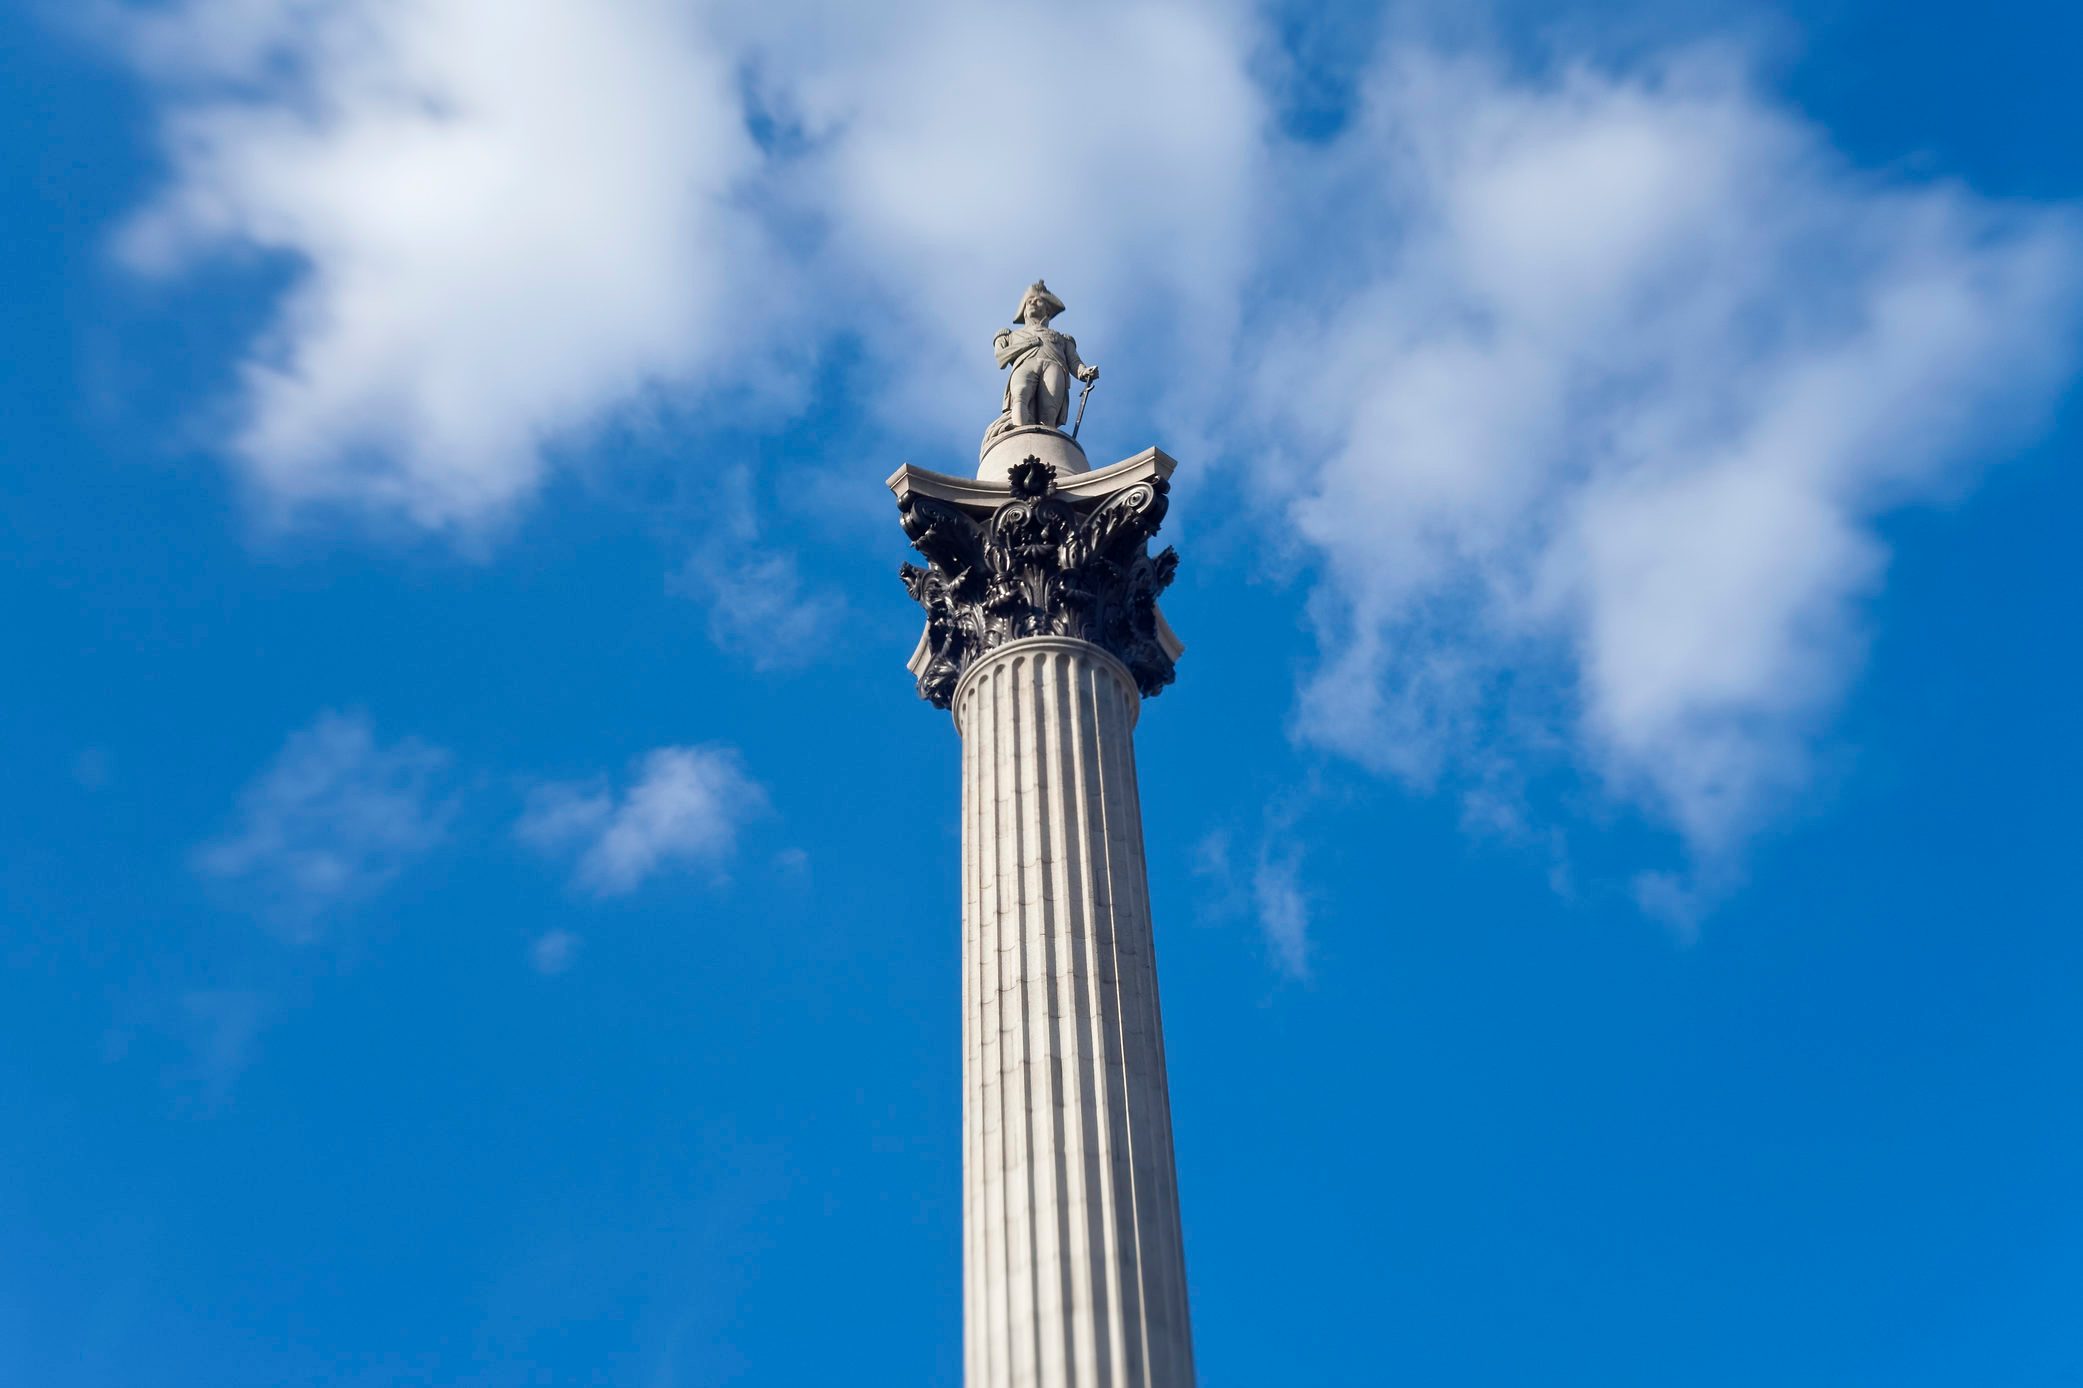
[988,280,1100,443]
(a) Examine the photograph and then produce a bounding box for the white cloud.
[112,0,782,531]
[194,710,453,931]
[732,0,1265,446]
[108,7,2083,895]
[518,745,765,896]
[1252,48,2082,859]
[108,0,1262,528]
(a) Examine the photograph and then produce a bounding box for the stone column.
[892,449,1195,1388]
[955,637,1193,1388]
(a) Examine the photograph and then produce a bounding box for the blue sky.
[4,1,2081,1383]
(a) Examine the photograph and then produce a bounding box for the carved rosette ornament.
[897,455,1180,708]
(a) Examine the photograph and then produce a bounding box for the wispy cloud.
[672,547,839,671]
[194,710,454,932]
[1251,851,1312,980]
[172,988,273,1108]
[666,467,842,670]
[1194,826,1314,979]
[518,745,767,896]
[528,929,580,976]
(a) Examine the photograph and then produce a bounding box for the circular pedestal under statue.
[978,425,1088,484]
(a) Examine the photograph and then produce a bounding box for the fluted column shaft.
[954,635,1195,1388]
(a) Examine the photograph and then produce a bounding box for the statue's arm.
[994,328,1027,369]
[1065,335,1098,383]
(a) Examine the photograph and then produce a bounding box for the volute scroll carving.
[898,457,1179,709]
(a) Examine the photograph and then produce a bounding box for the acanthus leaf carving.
[897,458,1179,708]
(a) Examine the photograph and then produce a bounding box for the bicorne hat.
[1013,279,1068,324]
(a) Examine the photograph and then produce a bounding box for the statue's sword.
[1071,377,1096,441]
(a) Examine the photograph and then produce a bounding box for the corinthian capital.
[891,449,1186,709]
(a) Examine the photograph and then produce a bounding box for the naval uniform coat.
[994,323,1088,427]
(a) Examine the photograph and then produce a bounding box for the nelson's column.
[891,280,1196,1388]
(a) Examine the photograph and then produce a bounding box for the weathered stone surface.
[893,450,1183,710]
[953,636,1195,1388]
[980,424,1089,484]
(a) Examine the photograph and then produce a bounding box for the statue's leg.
[1039,361,1069,426]
[1008,362,1043,425]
